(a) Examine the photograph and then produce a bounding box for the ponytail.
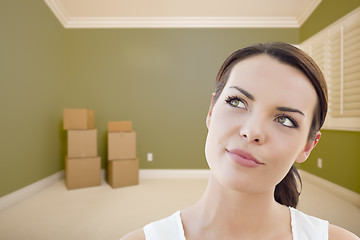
[274,165,302,208]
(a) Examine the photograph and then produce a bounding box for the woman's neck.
[182,174,291,239]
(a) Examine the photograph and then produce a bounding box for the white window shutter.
[300,7,360,131]
[342,16,360,117]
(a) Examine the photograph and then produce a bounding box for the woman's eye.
[276,115,297,128]
[226,97,246,109]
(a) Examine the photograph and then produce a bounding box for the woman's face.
[205,54,319,193]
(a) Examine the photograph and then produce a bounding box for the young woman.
[122,42,359,240]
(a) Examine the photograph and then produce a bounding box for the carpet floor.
[0,176,359,239]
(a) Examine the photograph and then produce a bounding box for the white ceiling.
[45,0,322,28]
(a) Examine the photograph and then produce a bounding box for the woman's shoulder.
[120,229,145,240]
[328,224,359,240]
[289,207,358,239]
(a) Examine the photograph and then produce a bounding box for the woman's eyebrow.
[230,86,255,101]
[277,107,305,116]
[230,86,305,116]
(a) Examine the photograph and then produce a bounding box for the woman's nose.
[240,132,262,144]
[239,116,265,144]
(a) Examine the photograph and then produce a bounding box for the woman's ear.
[206,93,215,129]
[295,131,321,163]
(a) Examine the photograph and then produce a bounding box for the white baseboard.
[139,169,211,179]
[98,169,210,180]
[0,169,209,212]
[4,169,357,212]
[0,171,64,212]
[94,169,210,181]
[299,170,360,208]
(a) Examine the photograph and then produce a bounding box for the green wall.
[298,1,360,194]
[0,0,298,197]
[302,130,360,193]
[64,28,298,171]
[300,0,360,41]
[0,0,67,197]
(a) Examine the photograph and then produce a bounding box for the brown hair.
[212,42,328,208]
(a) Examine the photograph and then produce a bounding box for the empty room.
[1,0,360,239]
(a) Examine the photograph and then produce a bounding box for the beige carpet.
[0,177,359,240]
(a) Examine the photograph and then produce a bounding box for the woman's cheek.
[269,139,302,167]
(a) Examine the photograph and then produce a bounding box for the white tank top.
[143,207,328,240]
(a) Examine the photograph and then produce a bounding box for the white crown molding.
[296,0,322,26]
[64,16,300,28]
[44,0,70,27]
[44,0,301,28]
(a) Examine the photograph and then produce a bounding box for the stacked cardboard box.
[63,109,101,190]
[107,121,139,188]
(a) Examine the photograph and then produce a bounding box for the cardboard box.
[65,157,101,190]
[108,131,136,160]
[63,109,95,130]
[107,158,139,188]
[108,121,132,132]
[68,129,97,158]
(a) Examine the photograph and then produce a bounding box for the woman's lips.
[226,149,264,168]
